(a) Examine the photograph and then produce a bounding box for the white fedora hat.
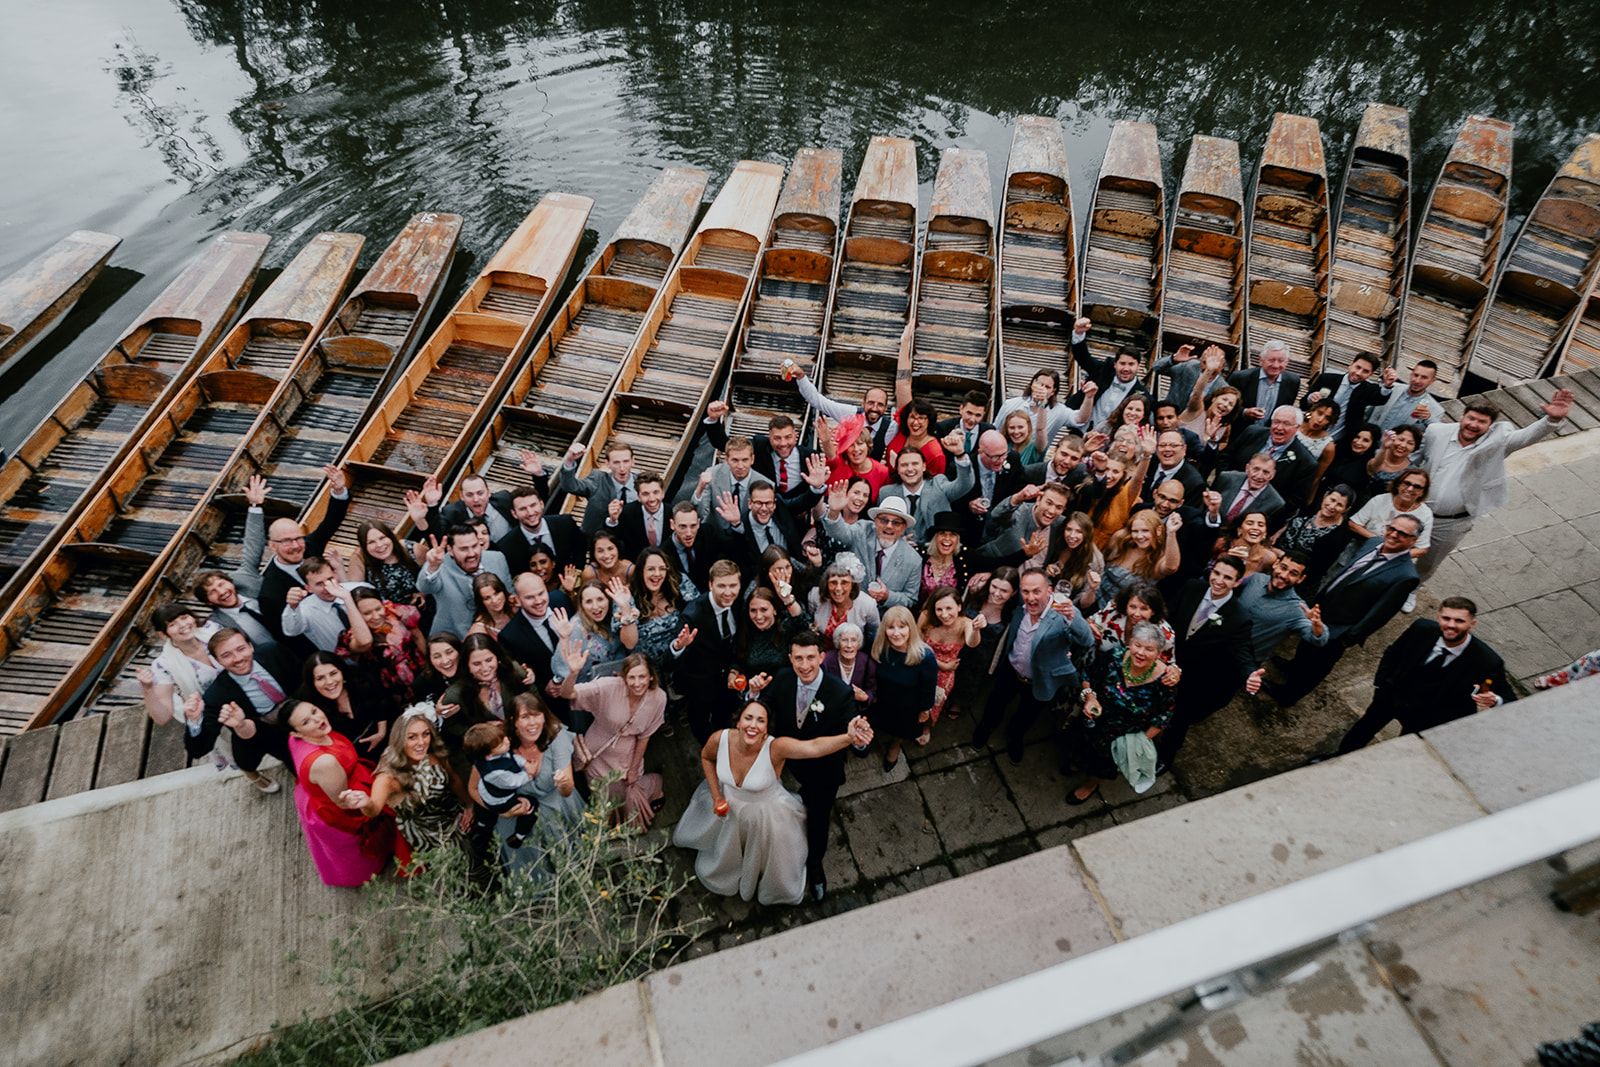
[867,496,913,523]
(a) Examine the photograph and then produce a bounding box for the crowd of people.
[137,319,1582,906]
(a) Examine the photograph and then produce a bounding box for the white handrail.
[777,776,1600,1067]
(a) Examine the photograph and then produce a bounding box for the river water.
[3,0,1599,448]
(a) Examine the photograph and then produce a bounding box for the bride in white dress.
[674,701,872,905]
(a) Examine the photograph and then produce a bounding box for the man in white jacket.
[1418,388,1573,590]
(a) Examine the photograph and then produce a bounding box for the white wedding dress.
[672,731,808,905]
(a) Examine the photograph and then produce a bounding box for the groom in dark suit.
[765,630,855,902]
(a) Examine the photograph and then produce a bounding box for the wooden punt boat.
[79,216,463,719]
[1325,104,1412,374]
[1395,115,1514,399]
[0,232,267,594]
[1244,113,1330,381]
[1156,135,1246,369]
[0,233,361,735]
[724,148,843,441]
[822,136,919,407]
[456,167,707,501]
[1554,266,1600,375]
[911,146,996,413]
[997,116,1077,405]
[0,230,121,371]
[1081,120,1165,376]
[1468,133,1600,386]
[568,162,784,518]
[299,194,591,551]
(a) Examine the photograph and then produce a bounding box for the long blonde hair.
[872,605,929,665]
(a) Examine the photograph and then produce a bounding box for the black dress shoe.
[810,881,826,903]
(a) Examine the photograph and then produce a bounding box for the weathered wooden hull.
[301,194,591,550]
[0,230,121,370]
[0,232,268,596]
[0,233,362,735]
[1245,113,1330,380]
[77,217,463,721]
[458,167,707,503]
[566,162,783,518]
[1470,133,1600,386]
[725,148,843,441]
[1326,104,1412,374]
[1082,121,1165,375]
[822,136,920,408]
[912,146,996,414]
[1396,115,1514,399]
[1158,134,1246,367]
[1556,274,1600,376]
[998,116,1077,405]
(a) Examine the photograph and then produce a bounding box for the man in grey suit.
[974,482,1072,569]
[1211,454,1288,527]
[692,434,773,532]
[559,441,639,534]
[416,525,514,636]
[193,475,278,651]
[877,428,973,543]
[819,493,923,610]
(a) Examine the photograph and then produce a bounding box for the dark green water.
[3,0,1599,447]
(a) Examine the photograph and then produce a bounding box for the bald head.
[977,429,1009,471]
[268,517,308,565]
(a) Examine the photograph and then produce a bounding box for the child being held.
[463,722,538,848]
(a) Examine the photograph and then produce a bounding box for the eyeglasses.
[1398,481,1426,490]
[270,534,305,545]
[1384,525,1419,538]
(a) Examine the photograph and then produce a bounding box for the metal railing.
[778,777,1600,1067]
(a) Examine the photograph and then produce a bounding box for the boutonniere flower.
[808,699,825,716]
[1208,614,1224,627]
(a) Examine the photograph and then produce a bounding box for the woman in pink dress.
[556,643,667,829]
[285,700,404,886]
[916,585,985,735]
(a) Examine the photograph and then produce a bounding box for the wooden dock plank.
[0,727,56,812]
[43,714,105,801]
[94,709,150,788]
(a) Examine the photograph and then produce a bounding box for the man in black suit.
[258,465,350,657]
[1067,320,1149,428]
[703,402,821,511]
[663,501,746,596]
[494,483,583,575]
[180,628,298,793]
[1226,406,1318,508]
[671,560,747,742]
[958,429,1033,540]
[1211,456,1289,528]
[1140,430,1207,506]
[608,473,673,559]
[1305,351,1383,443]
[1139,480,1217,602]
[764,631,857,901]
[498,573,563,695]
[1270,515,1423,706]
[935,389,995,465]
[724,482,809,576]
[1336,598,1513,753]
[422,456,549,541]
[1226,339,1302,429]
[1156,556,1257,763]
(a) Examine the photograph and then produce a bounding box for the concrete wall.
[0,764,365,1067]
[391,678,1600,1067]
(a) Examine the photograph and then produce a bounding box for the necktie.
[254,671,284,703]
[719,610,733,641]
[333,600,349,628]
[1423,645,1448,669]
[1328,552,1381,591]
[965,429,974,455]
[907,494,919,516]
[875,545,887,578]
[646,515,659,546]
[539,618,558,651]
[618,484,629,504]
[1226,488,1254,523]
[240,601,267,627]
[778,461,788,492]
[796,687,809,728]
[1188,599,1217,638]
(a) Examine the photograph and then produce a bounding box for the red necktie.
[1226,488,1254,523]
[778,461,789,491]
[254,671,284,703]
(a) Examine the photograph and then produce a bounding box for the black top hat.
[927,510,963,536]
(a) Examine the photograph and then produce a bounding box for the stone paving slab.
[1424,676,1600,812]
[915,759,1026,853]
[1518,588,1600,662]
[836,778,941,881]
[1073,738,1485,938]
[995,739,1086,829]
[1473,604,1574,680]
[1368,847,1600,1067]
[389,981,656,1067]
[646,847,1116,1067]
[989,942,1444,1067]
